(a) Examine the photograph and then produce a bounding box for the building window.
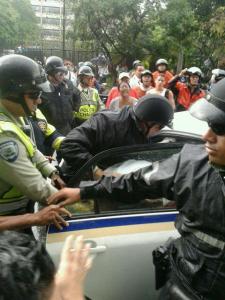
[42,29,61,37]
[42,18,61,26]
[42,6,60,14]
[32,5,41,12]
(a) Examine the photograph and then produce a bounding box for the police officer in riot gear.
[73,65,104,126]
[0,54,70,232]
[49,78,225,299]
[40,56,79,135]
[59,94,173,177]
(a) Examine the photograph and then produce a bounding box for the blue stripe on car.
[48,213,177,234]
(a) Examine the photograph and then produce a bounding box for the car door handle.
[89,245,106,254]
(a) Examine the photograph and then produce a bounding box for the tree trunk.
[176,47,184,74]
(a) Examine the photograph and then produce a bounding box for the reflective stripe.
[52,136,64,150]
[35,109,56,137]
[1,186,23,202]
[0,198,29,215]
[193,231,225,251]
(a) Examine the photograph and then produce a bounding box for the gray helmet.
[133,94,174,125]
[211,69,225,83]
[132,59,141,68]
[187,67,203,78]
[45,56,67,75]
[78,61,84,68]
[83,61,95,70]
[78,65,94,77]
[190,77,225,126]
[155,58,168,67]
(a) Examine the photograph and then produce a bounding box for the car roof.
[172,111,208,135]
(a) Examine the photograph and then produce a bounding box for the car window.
[67,143,183,216]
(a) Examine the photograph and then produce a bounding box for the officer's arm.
[0,136,57,203]
[59,116,98,171]
[80,153,179,203]
[48,152,180,206]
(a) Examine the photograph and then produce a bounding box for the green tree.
[0,0,39,49]
[68,0,160,69]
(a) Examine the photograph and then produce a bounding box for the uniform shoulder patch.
[0,141,19,162]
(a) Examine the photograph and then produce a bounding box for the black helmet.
[140,70,152,83]
[190,78,225,126]
[133,94,174,125]
[187,67,203,78]
[141,69,152,77]
[155,58,168,67]
[45,56,67,75]
[78,65,94,77]
[0,54,50,101]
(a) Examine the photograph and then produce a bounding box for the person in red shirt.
[133,70,154,98]
[105,72,138,108]
[168,67,206,111]
[152,58,173,88]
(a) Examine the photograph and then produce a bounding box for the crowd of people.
[1,52,225,299]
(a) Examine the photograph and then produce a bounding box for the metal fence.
[0,47,101,66]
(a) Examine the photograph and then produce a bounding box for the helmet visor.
[189,97,225,125]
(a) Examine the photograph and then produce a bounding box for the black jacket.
[60,106,149,172]
[81,143,225,240]
[40,79,80,135]
[81,143,225,298]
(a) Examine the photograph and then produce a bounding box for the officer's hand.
[93,166,104,180]
[51,173,66,189]
[47,188,81,207]
[34,205,71,230]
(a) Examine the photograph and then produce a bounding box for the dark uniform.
[60,106,150,173]
[40,79,75,136]
[80,143,225,299]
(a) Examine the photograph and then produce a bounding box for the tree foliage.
[68,0,225,70]
[0,0,39,49]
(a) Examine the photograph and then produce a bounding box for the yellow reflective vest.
[0,112,35,215]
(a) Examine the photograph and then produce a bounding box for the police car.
[46,111,207,300]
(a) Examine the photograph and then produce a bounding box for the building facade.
[30,0,72,48]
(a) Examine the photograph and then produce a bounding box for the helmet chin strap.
[21,94,32,117]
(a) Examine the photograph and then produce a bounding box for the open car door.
[47,131,203,300]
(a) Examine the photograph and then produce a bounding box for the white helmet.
[155,58,168,66]
[187,67,203,78]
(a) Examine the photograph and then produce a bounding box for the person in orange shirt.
[152,59,173,88]
[168,67,205,111]
[133,70,154,98]
[105,72,138,108]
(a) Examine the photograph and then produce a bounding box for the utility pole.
[62,0,66,58]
